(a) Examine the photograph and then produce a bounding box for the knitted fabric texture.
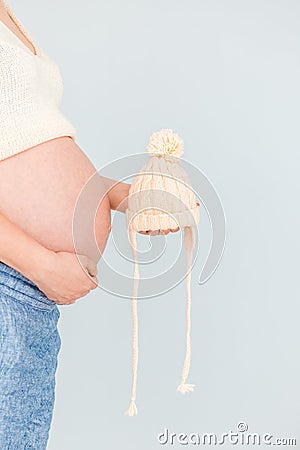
[125,129,200,416]
[0,0,77,160]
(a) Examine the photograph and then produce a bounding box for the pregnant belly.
[0,137,111,264]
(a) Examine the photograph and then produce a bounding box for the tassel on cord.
[177,226,196,394]
[125,230,139,416]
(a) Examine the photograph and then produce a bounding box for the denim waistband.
[0,261,57,311]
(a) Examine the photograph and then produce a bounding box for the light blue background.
[10,0,300,448]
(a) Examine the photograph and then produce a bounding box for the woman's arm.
[101,176,130,213]
[0,211,52,280]
[0,212,98,304]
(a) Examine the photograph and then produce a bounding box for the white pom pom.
[147,128,184,158]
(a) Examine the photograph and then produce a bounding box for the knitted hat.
[125,129,200,416]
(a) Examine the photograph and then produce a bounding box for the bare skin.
[0,3,178,305]
[0,1,37,54]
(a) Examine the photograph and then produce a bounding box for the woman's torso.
[0,5,111,263]
[0,137,111,263]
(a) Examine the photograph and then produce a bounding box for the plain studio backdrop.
[8,0,300,449]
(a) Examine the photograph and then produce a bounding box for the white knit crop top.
[0,1,77,160]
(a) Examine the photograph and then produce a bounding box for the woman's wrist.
[16,245,56,286]
[100,176,130,213]
[115,183,130,213]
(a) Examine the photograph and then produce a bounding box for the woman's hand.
[32,250,98,305]
[0,211,98,305]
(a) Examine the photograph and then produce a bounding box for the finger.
[149,230,159,236]
[171,227,180,232]
[54,300,64,305]
[59,300,75,305]
[159,229,170,235]
[139,230,158,235]
[78,290,91,299]
[84,258,98,277]
[90,276,99,288]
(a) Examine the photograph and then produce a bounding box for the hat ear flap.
[125,229,139,416]
[177,226,196,394]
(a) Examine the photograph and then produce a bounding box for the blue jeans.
[0,261,61,449]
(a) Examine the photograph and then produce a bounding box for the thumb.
[90,275,99,287]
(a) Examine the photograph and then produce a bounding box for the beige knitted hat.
[125,128,200,416]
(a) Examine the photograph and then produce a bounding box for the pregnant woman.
[0,2,177,448]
